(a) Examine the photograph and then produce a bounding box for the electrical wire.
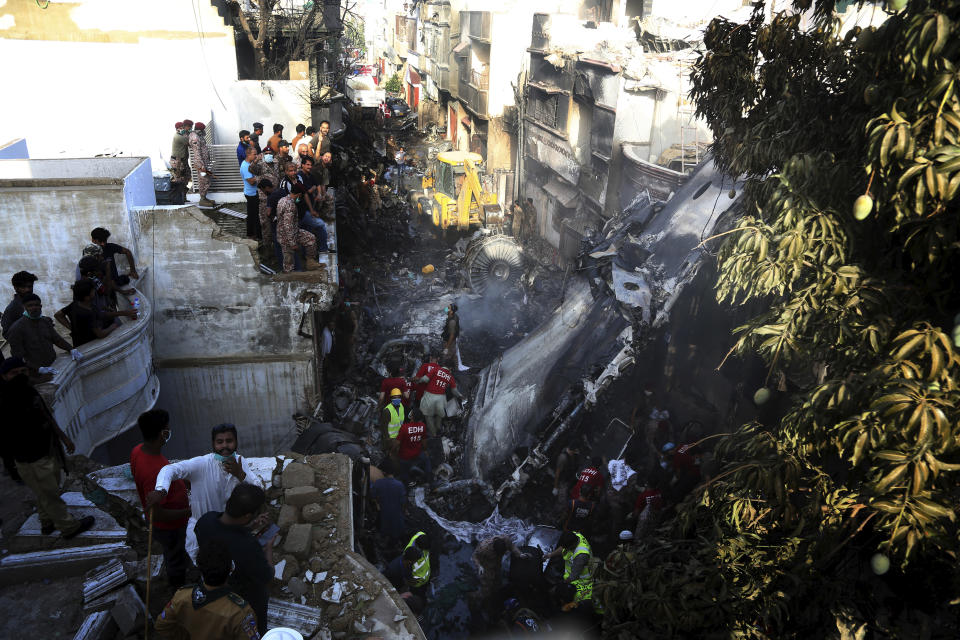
[191,0,228,110]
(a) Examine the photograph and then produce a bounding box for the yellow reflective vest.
[386,404,405,439]
[404,531,430,587]
[562,531,593,603]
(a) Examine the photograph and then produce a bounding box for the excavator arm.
[456,159,502,230]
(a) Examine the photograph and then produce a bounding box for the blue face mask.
[264,154,274,163]
[214,452,237,462]
[391,398,402,407]
[23,309,41,320]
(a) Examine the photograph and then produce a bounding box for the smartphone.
[257,523,280,547]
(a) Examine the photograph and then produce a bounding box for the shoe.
[41,521,56,535]
[61,515,96,540]
[199,197,217,207]
[305,258,325,272]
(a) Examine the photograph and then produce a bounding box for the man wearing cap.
[267,123,284,156]
[155,542,261,640]
[380,387,406,448]
[0,357,96,539]
[170,121,191,194]
[276,139,294,177]
[145,423,254,562]
[189,122,216,207]
[6,293,81,382]
[2,270,38,342]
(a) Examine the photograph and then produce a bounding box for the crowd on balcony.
[0,226,141,540]
[170,119,345,274]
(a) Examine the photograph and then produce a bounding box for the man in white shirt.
[145,423,255,561]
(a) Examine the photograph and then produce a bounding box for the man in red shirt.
[415,351,463,436]
[130,409,192,588]
[570,456,605,501]
[632,482,663,537]
[378,363,411,411]
[412,355,440,404]
[395,408,432,485]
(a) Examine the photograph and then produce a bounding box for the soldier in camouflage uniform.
[169,121,190,190]
[155,543,261,640]
[189,122,216,207]
[276,185,317,273]
[249,151,279,247]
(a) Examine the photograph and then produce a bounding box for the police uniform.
[154,584,261,640]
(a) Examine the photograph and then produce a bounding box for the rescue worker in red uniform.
[570,456,605,501]
[412,354,440,404]
[415,351,463,436]
[396,408,431,485]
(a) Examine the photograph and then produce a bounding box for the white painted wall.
[0,0,310,176]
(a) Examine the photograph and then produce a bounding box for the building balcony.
[471,69,489,90]
[531,13,550,51]
[435,65,450,91]
[463,11,491,43]
[459,77,488,116]
[48,287,159,457]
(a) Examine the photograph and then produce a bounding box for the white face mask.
[264,154,274,163]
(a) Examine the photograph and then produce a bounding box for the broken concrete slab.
[282,462,316,488]
[0,543,135,586]
[283,524,312,558]
[83,559,128,604]
[71,610,117,640]
[15,492,126,550]
[285,486,322,506]
[109,584,145,635]
[266,598,323,637]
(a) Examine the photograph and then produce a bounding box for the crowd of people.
[169,119,342,273]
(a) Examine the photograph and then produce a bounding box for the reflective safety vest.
[404,531,430,587]
[386,404,405,439]
[562,531,593,604]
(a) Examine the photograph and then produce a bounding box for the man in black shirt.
[90,227,139,287]
[194,483,275,634]
[60,279,120,347]
[1,270,38,343]
[0,357,95,538]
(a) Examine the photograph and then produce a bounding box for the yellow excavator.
[409,150,504,231]
[409,150,524,294]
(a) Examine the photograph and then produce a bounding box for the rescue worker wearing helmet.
[380,387,405,450]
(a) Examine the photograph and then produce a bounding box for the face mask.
[443,307,449,314]
[23,309,41,320]
[391,398,402,407]
[264,154,274,163]
[214,452,237,462]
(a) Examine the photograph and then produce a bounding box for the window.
[532,94,560,130]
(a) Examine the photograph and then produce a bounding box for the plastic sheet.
[413,487,536,545]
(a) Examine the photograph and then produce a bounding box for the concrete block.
[278,504,300,531]
[279,555,300,582]
[109,584,145,635]
[72,610,117,640]
[302,503,324,523]
[283,462,316,488]
[283,524,312,559]
[0,543,134,587]
[285,486,321,506]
